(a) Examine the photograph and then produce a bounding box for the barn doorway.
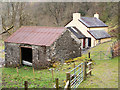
[88,38,91,47]
[21,47,32,66]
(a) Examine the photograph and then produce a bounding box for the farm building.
[67,27,87,49]
[65,13,111,48]
[4,26,81,69]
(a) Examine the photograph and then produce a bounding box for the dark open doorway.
[88,38,91,47]
[83,38,86,48]
[21,47,32,65]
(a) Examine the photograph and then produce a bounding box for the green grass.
[1,39,118,88]
[2,63,78,88]
[78,57,118,88]
[78,39,118,88]
[82,40,116,60]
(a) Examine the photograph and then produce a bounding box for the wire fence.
[90,50,112,60]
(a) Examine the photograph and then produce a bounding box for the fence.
[90,50,113,60]
[64,61,92,89]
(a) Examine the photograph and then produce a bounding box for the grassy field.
[1,39,119,88]
[79,40,118,88]
[78,56,118,88]
[2,62,82,88]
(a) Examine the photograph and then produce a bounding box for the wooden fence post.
[88,52,90,58]
[89,59,92,75]
[16,67,19,76]
[111,47,114,58]
[33,67,35,78]
[55,78,59,89]
[24,81,28,90]
[83,61,87,80]
[66,72,71,89]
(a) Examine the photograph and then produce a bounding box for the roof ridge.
[21,26,65,28]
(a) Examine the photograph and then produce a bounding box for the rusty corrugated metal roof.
[5,26,66,46]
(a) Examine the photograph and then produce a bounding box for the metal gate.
[90,50,112,60]
[69,63,84,88]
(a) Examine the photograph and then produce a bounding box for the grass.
[2,63,80,88]
[82,40,116,60]
[78,57,118,88]
[78,39,118,88]
[1,39,118,88]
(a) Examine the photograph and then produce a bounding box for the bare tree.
[43,3,66,26]
[1,2,26,35]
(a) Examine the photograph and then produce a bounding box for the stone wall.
[47,30,81,63]
[5,42,20,67]
[5,42,50,69]
[32,46,50,69]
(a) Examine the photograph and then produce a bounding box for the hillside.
[0,2,119,40]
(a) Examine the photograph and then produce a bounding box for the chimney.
[73,13,81,20]
[94,12,99,19]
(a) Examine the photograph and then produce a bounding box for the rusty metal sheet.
[5,26,65,46]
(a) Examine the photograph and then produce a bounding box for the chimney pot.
[94,13,99,19]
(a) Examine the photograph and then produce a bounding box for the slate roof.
[5,26,65,46]
[79,17,108,28]
[87,30,111,40]
[67,27,86,39]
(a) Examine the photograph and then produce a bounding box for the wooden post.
[89,59,92,75]
[89,64,92,76]
[83,61,87,80]
[20,47,22,65]
[55,78,59,89]
[24,81,28,90]
[111,47,114,58]
[66,72,71,89]
[80,43,81,56]
[74,63,75,68]
[88,52,90,58]
[16,67,19,76]
[33,67,35,78]
[52,69,54,81]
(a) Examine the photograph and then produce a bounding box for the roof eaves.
[88,25,108,28]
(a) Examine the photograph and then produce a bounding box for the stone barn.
[5,26,81,69]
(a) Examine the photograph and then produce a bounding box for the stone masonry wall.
[5,42,20,67]
[32,46,50,69]
[5,42,49,69]
[47,30,81,63]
